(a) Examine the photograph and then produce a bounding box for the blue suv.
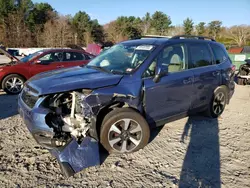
[18,35,235,157]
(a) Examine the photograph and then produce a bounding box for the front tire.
[205,87,227,118]
[100,108,150,154]
[2,74,25,94]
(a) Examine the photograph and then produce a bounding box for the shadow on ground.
[0,92,18,120]
[179,116,221,188]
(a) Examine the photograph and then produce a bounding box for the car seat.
[168,46,183,72]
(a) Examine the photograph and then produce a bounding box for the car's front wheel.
[2,74,25,94]
[100,108,150,154]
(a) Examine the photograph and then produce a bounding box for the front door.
[29,51,64,77]
[62,51,89,68]
[143,43,195,122]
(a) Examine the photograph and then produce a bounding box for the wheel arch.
[95,101,142,139]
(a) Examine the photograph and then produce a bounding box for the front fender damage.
[46,90,140,177]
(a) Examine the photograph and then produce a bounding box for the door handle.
[212,71,220,76]
[183,77,193,84]
[57,65,64,68]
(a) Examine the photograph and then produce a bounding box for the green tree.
[72,11,91,45]
[88,19,104,43]
[116,16,142,39]
[0,0,15,19]
[26,2,54,31]
[208,20,222,39]
[196,22,206,35]
[183,17,194,35]
[72,11,104,45]
[151,11,171,35]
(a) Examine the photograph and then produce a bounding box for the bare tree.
[104,21,127,43]
[168,25,184,36]
[41,16,74,47]
[5,11,33,47]
[227,25,250,47]
[142,12,151,34]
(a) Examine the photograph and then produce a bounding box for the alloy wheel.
[5,77,24,93]
[108,118,142,153]
[213,92,226,115]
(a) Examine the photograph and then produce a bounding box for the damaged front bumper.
[18,93,100,177]
[50,137,100,177]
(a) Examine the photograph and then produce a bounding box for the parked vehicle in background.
[18,35,235,176]
[85,43,102,56]
[228,46,250,70]
[0,47,94,94]
[237,59,250,85]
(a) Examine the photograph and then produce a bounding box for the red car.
[0,48,94,94]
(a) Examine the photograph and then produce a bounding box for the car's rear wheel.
[100,108,150,154]
[2,74,25,94]
[205,87,227,118]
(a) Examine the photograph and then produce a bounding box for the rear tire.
[2,74,25,95]
[238,78,246,85]
[204,87,227,118]
[100,108,150,154]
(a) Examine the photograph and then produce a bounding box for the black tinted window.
[211,44,228,64]
[189,43,213,68]
[64,52,85,61]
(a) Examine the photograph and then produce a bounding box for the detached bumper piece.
[50,136,100,177]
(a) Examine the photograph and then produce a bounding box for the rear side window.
[64,52,85,61]
[210,43,228,64]
[188,43,213,68]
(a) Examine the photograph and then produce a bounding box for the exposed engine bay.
[40,91,101,177]
[45,91,93,147]
[0,60,17,67]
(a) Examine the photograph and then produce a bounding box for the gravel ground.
[0,85,249,188]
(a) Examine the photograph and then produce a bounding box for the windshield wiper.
[110,70,125,75]
[87,65,111,73]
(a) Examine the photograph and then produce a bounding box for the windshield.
[87,43,155,74]
[20,51,43,63]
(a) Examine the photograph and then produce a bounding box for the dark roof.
[120,38,169,46]
[120,37,219,46]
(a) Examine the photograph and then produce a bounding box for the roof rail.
[141,35,171,39]
[171,35,216,41]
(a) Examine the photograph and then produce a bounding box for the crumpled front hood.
[26,66,123,95]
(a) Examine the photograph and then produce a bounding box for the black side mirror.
[153,74,161,83]
[153,66,168,83]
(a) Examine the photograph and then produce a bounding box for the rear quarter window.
[188,43,213,68]
[210,43,228,64]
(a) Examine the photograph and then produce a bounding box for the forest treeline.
[0,0,249,48]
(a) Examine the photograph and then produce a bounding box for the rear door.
[187,42,221,109]
[29,51,64,77]
[62,51,89,67]
[143,43,195,122]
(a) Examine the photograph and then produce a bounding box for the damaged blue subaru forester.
[18,35,235,176]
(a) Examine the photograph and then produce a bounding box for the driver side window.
[143,44,187,77]
[160,44,186,73]
[38,52,63,64]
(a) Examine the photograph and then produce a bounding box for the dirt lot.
[0,85,249,188]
